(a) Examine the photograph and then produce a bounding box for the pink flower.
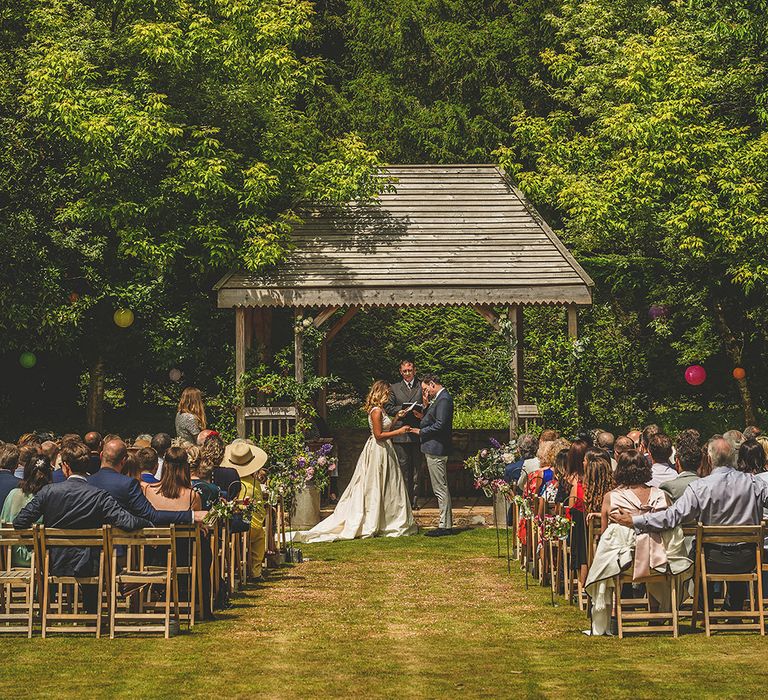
[480,449,489,458]
[317,456,327,466]
[305,466,315,481]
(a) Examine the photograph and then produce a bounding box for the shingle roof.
[215,165,593,308]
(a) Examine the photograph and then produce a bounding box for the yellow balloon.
[113,308,135,328]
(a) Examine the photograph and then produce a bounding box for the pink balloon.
[685,365,706,386]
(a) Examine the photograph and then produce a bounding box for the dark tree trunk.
[714,304,757,426]
[86,355,106,432]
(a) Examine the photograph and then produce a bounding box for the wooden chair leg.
[671,575,679,639]
[701,552,712,637]
[615,576,624,639]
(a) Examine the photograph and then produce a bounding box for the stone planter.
[291,484,321,528]
[493,492,509,526]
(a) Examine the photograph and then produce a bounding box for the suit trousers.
[425,454,453,529]
[394,441,423,504]
[704,544,756,612]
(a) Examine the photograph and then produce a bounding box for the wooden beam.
[567,303,578,339]
[312,306,340,328]
[326,306,359,344]
[472,304,500,331]
[294,308,304,384]
[235,307,246,438]
[317,340,329,420]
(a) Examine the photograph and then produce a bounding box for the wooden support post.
[318,340,329,419]
[567,304,578,339]
[294,308,304,384]
[508,305,523,439]
[235,307,246,438]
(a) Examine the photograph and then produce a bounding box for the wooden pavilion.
[214,165,593,438]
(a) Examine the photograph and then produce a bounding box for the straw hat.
[221,441,268,477]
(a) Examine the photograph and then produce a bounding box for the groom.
[412,372,454,537]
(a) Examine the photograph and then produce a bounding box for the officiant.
[385,359,424,509]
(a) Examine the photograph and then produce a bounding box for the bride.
[293,380,418,543]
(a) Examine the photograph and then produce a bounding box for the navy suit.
[420,390,454,457]
[419,389,454,529]
[13,476,151,576]
[88,467,193,525]
[0,470,21,509]
[213,466,242,500]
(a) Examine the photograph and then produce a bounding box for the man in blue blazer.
[14,441,151,611]
[88,439,206,525]
[412,373,454,536]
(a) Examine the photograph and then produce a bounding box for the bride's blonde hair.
[363,380,391,413]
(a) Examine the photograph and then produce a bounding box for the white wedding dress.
[292,408,418,543]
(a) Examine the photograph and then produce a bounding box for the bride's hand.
[399,426,410,434]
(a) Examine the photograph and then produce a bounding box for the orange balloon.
[733,367,746,380]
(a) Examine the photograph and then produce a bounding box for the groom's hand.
[410,428,420,435]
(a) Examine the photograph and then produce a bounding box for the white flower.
[502,452,514,463]
[317,456,327,466]
[302,318,312,327]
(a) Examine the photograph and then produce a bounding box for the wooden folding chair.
[614,570,681,638]
[174,524,203,628]
[693,523,764,636]
[0,526,37,637]
[38,526,109,638]
[109,527,179,638]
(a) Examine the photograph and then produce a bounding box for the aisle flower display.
[463,437,517,497]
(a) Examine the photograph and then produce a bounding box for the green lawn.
[3,529,768,699]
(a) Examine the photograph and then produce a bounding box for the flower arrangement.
[513,494,534,520]
[204,496,261,525]
[534,513,571,542]
[263,439,338,506]
[464,437,518,497]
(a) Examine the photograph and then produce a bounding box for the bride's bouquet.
[463,437,518,497]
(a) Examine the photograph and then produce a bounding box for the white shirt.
[647,462,677,488]
[432,387,446,401]
[155,457,165,480]
[517,457,541,491]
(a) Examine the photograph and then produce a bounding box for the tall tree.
[0,0,382,429]
[501,0,768,424]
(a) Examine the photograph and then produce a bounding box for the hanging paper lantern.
[169,368,183,382]
[113,309,135,328]
[68,291,79,304]
[685,364,706,386]
[648,304,668,320]
[733,367,746,381]
[19,352,37,369]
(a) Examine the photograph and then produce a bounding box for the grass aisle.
[4,529,768,699]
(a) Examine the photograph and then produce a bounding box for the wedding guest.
[614,435,634,462]
[596,431,616,468]
[15,443,40,479]
[744,426,762,440]
[585,450,691,635]
[1,455,53,565]
[515,434,541,491]
[0,443,21,506]
[191,450,221,509]
[83,431,103,474]
[41,440,59,466]
[661,429,701,502]
[201,434,241,500]
[89,438,205,525]
[120,451,141,480]
[132,434,152,448]
[627,429,642,449]
[723,429,745,452]
[525,438,568,501]
[612,437,768,613]
[563,439,589,584]
[640,424,660,458]
[647,433,677,487]
[135,447,159,485]
[144,447,202,512]
[196,429,217,447]
[13,442,151,612]
[583,448,614,515]
[151,433,172,478]
[175,387,207,445]
[737,438,766,475]
[223,441,268,580]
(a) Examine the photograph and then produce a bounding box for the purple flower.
[320,443,333,455]
[298,457,306,467]
[489,438,501,449]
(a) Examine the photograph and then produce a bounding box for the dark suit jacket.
[213,467,242,500]
[13,476,151,576]
[419,389,454,457]
[385,380,423,444]
[0,470,21,508]
[88,467,193,525]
